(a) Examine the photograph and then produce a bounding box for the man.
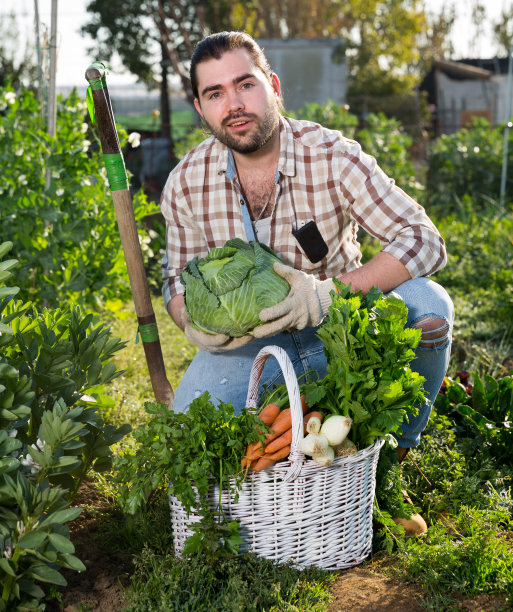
[161,32,454,468]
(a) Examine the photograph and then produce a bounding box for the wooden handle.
[85,62,173,407]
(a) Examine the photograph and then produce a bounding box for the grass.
[116,110,196,141]
[100,295,196,429]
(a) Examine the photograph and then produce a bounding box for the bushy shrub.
[0,86,158,310]
[289,99,359,138]
[426,117,513,212]
[0,242,130,609]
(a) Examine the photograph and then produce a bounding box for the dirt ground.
[45,482,510,612]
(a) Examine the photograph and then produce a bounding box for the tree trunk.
[160,40,171,139]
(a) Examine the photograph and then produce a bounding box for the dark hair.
[190,31,273,99]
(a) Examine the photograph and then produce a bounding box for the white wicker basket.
[169,345,384,570]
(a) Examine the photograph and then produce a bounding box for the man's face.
[193,48,281,154]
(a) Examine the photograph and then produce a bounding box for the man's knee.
[411,315,451,349]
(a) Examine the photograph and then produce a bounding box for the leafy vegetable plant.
[0,242,130,610]
[180,239,290,337]
[303,281,425,449]
[115,392,268,556]
[435,371,513,466]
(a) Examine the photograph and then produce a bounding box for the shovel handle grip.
[85,62,121,155]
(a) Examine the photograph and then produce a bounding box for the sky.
[3,0,513,89]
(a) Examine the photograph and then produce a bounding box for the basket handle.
[245,345,305,482]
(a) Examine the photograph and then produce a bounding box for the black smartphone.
[292,220,329,263]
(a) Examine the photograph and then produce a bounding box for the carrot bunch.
[241,397,323,472]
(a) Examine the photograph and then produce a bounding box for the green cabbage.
[180,239,290,337]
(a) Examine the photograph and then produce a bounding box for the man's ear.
[193,98,203,118]
[271,73,281,97]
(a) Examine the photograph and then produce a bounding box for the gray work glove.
[181,310,254,353]
[253,262,335,338]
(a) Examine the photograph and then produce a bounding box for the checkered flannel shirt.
[160,116,446,307]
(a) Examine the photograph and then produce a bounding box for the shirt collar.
[215,115,296,179]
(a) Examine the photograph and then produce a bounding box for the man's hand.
[253,262,335,338]
[181,310,254,353]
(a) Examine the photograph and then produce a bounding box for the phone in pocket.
[292,220,329,263]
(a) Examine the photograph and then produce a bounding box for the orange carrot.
[266,445,291,461]
[257,403,281,425]
[300,395,310,414]
[265,428,293,454]
[266,408,292,436]
[243,440,266,462]
[252,456,277,472]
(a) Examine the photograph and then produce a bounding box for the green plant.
[303,282,424,448]
[0,242,131,609]
[426,117,513,212]
[0,85,157,310]
[115,392,268,557]
[435,372,513,467]
[396,506,513,608]
[289,99,358,138]
[174,125,209,159]
[125,547,334,612]
[181,239,290,337]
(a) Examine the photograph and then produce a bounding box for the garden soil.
[46,482,509,612]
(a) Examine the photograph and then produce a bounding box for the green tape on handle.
[86,87,96,123]
[103,153,129,192]
[136,323,159,344]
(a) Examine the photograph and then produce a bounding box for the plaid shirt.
[161,116,446,305]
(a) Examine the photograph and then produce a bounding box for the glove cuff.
[316,278,337,317]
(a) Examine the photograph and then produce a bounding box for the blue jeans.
[172,277,454,448]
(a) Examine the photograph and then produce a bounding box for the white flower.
[81,122,89,134]
[3,540,12,559]
[473,146,480,153]
[4,92,16,105]
[15,148,23,156]
[128,131,141,148]
[56,188,64,196]
[20,454,35,468]
[82,177,91,186]
[82,139,91,153]
[80,394,97,403]
[52,170,61,178]
[18,175,27,186]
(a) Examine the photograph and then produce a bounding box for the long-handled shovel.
[85,61,173,407]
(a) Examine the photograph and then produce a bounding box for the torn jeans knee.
[411,314,452,350]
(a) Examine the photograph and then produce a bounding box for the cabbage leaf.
[180,239,290,337]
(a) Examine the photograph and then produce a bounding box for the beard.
[205,104,280,154]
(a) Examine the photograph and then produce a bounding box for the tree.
[82,0,236,134]
[493,6,513,56]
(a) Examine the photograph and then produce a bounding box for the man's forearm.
[168,294,186,330]
[338,251,411,294]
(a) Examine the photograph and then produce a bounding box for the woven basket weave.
[170,345,384,570]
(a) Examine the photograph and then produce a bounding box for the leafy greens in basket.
[302,281,426,449]
[180,239,290,337]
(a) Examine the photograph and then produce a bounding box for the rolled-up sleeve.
[160,166,208,308]
[342,142,446,278]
